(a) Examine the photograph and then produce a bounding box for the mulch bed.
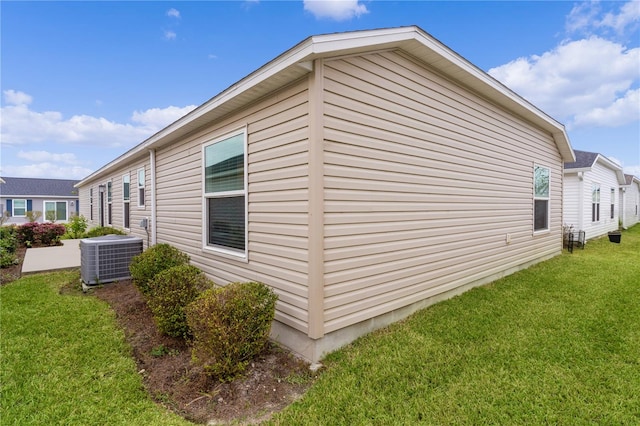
[91,281,316,424]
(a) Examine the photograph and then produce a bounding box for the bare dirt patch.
[91,280,317,425]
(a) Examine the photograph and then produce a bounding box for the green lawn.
[270,226,640,425]
[0,272,192,426]
[2,227,639,425]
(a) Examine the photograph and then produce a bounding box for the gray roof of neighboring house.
[624,174,640,185]
[564,150,599,169]
[0,177,80,197]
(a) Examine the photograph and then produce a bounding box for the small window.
[203,129,247,255]
[138,168,146,207]
[44,201,68,222]
[592,184,600,222]
[533,165,550,232]
[123,174,130,228]
[107,181,113,225]
[12,199,27,217]
[89,188,94,221]
[610,188,615,220]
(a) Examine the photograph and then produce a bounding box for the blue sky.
[1,1,639,179]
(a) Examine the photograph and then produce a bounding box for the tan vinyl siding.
[77,159,151,245]
[153,79,311,333]
[321,51,562,333]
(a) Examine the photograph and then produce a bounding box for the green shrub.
[64,214,88,239]
[84,226,126,238]
[146,265,215,338]
[129,243,190,297]
[186,281,278,382]
[0,226,18,268]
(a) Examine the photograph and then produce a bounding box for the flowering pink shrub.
[16,222,66,246]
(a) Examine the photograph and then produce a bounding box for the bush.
[64,214,88,239]
[0,226,18,268]
[186,281,278,382]
[146,265,215,338]
[16,222,38,246]
[15,222,66,247]
[129,243,190,297]
[84,226,126,238]
[25,211,42,222]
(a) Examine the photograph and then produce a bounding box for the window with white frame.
[123,174,130,228]
[12,199,27,217]
[203,130,246,254]
[137,168,146,207]
[610,188,615,220]
[534,165,550,232]
[107,181,113,225]
[44,201,68,222]
[592,183,600,222]
[90,188,94,221]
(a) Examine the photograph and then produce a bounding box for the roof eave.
[78,26,575,185]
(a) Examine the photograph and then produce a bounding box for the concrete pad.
[21,239,81,274]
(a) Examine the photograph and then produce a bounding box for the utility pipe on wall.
[149,149,157,246]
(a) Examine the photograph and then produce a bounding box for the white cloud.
[303,0,368,21]
[17,150,80,165]
[1,151,93,179]
[0,91,197,148]
[132,105,197,128]
[167,8,181,19]
[164,30,177,40]
[573,88,640,128]
[0,163,94,180]
[488,37,639,129]
[567,1,640,35]
[3,89,32,106]
[624,164,640,177]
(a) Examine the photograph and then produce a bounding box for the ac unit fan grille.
[80,236,143,285]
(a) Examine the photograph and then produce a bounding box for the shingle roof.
[0,177,80,197]
[564,150,598,169]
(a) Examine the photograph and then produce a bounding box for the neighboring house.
[620,174,640,229]
[76,26,575,363]
[1,177,80,225]
[563,150,626,240]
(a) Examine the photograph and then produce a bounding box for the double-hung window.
[137,168,146,207]
[12,199,27,217]
[123,174,130,228]
[592,183,600,222]
[533,165,550,232]
[610,188,615,220]
[203,129,247,255]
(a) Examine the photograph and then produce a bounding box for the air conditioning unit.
[80,235,143,288]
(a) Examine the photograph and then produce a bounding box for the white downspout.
[577,171,584,233]
[149,149,157,245]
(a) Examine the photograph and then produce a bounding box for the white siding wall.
[153,80,311,333]
[562,173,581,229]
[621,180,640,228]
[321,51,564,333]
[579,162,620,240]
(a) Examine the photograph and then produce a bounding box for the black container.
[608,231,621,244]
